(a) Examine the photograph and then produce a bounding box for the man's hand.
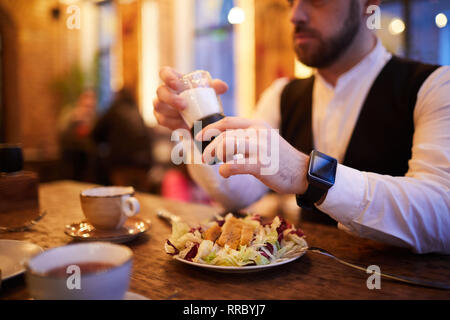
[153,67,229,130]
[196,117,310,195]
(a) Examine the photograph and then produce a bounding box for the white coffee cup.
[25,242,133,300]
[80,186,140,230]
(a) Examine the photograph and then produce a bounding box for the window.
[97,1,117,112]
[379,0,450,65]
[194,0,236,116]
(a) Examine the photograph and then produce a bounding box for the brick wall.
[255,0,295,99]
[0,0,80,161]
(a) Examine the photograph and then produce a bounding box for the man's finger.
[214,133,236,163]
[219,163,259,179]
[153,98,184,118]
[154,111,188,130]
[211,79,228,95]
[203,131,255,164]
[202,131,239,163]
[202,131,225,164]
[159,66,184,91]
[156,85,187,111]
[196,117,254,141]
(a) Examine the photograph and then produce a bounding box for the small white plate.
[0,240,44,281]
[174,250,307,274]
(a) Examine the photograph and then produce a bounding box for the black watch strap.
[296,150,336,210]
[296,185,326,210]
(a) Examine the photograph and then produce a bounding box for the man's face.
[289,0,363,68]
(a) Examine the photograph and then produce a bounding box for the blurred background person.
[92,88,153,191]
[59,89,97,182]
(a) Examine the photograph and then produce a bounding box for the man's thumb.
[212,79,229,95]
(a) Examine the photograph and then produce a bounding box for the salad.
[164,213,308,267]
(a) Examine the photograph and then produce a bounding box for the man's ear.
[362,0,381,17]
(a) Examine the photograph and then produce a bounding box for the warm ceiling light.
[389,18,405,35]
[435,13,448,29]
[228,7,245,25]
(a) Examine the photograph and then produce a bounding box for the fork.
[308,246,450,290]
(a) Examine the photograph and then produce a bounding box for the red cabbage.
[189,227,202,233]
[265,243,274,254]
[258,244,273,260]
[289,229,304,237]
[184,243,199,261]
[260,251,270,259]
[166,240,179,255]
[276,217,292,235]
[278,232,284,243]
[275,217,291,243]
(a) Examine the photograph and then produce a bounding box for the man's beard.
[293,0,361,68]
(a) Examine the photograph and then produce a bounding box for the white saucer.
[0,240,44,281]
[123,291,150,300]
[64,217,151,243]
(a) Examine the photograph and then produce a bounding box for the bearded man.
[154,0,450,254]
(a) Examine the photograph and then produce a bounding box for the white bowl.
[25,242,133,300]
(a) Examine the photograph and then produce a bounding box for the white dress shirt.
[187,40,450,254]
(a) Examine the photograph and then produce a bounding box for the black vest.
[280,56,440,225]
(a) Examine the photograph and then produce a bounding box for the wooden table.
[1,181,449,300]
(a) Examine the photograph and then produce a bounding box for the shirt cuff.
[316,164,367,225]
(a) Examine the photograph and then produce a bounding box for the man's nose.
[290,0,309,25]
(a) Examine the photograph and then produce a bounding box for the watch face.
[309,151,337,187]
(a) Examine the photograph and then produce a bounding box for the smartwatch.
[296,150,337,209]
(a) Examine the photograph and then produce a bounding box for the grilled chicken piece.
[239,223,255,246]
[217,216,243,249]
[204,223,222,242]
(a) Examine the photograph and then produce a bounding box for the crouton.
[217,217,243,249]
[240,223,255,246]
[204,223,222,242]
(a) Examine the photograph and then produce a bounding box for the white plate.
[0,240,43,281]
[174,250,307,274]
